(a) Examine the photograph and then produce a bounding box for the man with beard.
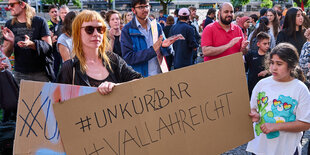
[2,0,53,84]
[121,0,177,77]
[201,2,249,61]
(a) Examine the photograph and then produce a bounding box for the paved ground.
[222,130,310,155]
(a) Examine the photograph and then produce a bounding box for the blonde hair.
[11,1,35,29]
[122,12,132,24]
[72,10,111,73]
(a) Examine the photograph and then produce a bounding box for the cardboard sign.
[53,53,254,155]
[150,19,158,43]
[13,81,97,154]
[151,19,169,73]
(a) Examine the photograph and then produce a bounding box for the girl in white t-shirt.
[246,43,310,155]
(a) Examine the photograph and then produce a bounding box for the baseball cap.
[178,8,190,16]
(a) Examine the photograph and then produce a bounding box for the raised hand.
[0,57,9,71]
[162,35,178,48]
[2,27,15,43]
[305,28,310,41]
[17,35,34,48]
[241,39,249,50]
[228,37,242,48]
[109,28,116,40]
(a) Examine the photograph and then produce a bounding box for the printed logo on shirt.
[255,92,297,139]
[12,27,34,43]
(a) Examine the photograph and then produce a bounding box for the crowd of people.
[0,0,310,154]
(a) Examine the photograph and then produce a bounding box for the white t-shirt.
[246,76,310,155]
[57,33,73,60]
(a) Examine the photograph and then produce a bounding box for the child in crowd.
[245,32,270,97]
[247,43,310,155]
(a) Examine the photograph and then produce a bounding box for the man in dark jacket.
[2,0,53,84]
[203,7,216,28]
[169,8,199,69]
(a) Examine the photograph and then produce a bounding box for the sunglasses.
[82,26,105,35]
[8,2,20,7]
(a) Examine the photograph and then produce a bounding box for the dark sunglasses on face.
[8,2,20,7]
[82,26,105,35]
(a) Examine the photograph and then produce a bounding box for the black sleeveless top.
[87,74,114,87]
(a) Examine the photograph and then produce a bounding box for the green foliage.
[306,0,310,7]
[306,1,310,8]
[41,0,81,8]
[231,0,250,8]
[72,0,81,8]
[293,0,309,7]
[260,0,273,8]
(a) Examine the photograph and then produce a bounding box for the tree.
[260,0,273,8]
[294,0,309,8]
[230,0,250,9]
[155,0,173,14]
[41,0,81,8]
